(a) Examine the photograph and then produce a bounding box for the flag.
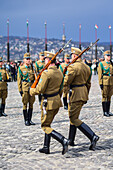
[109,25,111,29]
[95,24,98,29]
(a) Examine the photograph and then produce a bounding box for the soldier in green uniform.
[59,54,70,110]
[0,57,9,117]
[98,50,113,117]
[30,51,69,155]
[35,52,45,105]
[17,53,35,126]
[64,47,99,150]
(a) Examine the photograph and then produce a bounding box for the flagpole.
[7,18,10,62]
[26,19,29,52]
[109,25,112,59]
[79,24,81,50]
[95,24,98,60]
[62,23,66,61]
[45,21,47,51]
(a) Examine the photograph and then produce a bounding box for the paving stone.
[0,75,113,169]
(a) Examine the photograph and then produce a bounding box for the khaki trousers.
[68,101,85,127]
[0,89,7,104]
[22,91,35,110]
[41,108,59,134]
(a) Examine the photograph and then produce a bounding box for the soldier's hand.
[29,88,32,96]
[100,84,103,90]
[20,91,23,96]
[28,87,32,96]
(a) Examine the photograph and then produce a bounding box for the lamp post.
[109,25,112,59]
[95,24,98,60]
[79,24,81,50]
[7,18,10,62]
[26,19,29,52]
[45,21,47,51]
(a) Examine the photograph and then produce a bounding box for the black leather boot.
[1,104,7,117]
[63,97,68,110]
[0,106,2,117]
[107,101,113,116]
[23,110,30,126]
[39,133,51,154]
[102,102,110,117]
[38,94,42,105]
[28,108,35,125]
[50,130,69,155]
[78,122,99,151]
[68,124,77,146]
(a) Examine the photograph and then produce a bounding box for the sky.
[0,0,113,42]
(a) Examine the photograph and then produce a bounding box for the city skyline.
[0,0,113,42]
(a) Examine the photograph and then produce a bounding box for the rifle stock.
[63,39,99,75]
[31,39,72,88]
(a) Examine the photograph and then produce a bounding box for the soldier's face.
[45,58,50,65]
[24,58,31,66]
[65,58,70,63]
[104,54,111,62]
[0,61,2,66]
[40,55,44,61]
[71,54,77,60]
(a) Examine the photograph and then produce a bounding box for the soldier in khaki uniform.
[64,47,99,150]
[0,57,9,117]
[98,50,113,117]
[35,52,45,105]
[59,54,70,110]
[30,51,69,155]
[17,53,35,126]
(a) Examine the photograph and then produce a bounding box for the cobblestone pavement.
[1,74,113,170]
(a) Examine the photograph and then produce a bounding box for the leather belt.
[70,84,85,88]
[0,80,7,82]
[43,92,59,98]
[22,80,34,83]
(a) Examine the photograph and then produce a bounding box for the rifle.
[63,39,100,75]
[31,38,72,88]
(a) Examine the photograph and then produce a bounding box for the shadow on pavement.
[66,138,113,158]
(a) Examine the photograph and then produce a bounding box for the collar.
[48,65,57,70]
[106,61,110,64]
[40,60,44,63]
[24,65,31,69]
[76,58,82,62]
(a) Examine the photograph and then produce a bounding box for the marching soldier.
[30,51,69,155]
[98,50,113,117]
[64,47,99,150]
[35,52,45,105]
[59,54,70,110]
[92,59,98,75]
[17,53,35,126]
[0,57,9,117]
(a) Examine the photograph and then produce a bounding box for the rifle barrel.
[31,38,72,88]
[63,39,100,75]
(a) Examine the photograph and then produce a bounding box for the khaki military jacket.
[98,60,113,85]
[17,65,35,92]
[35,60,45,74]
[64,58,91,102]
[30,66,63,110]
[0,67,9,90]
